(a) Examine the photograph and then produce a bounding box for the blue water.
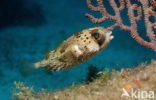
[0,0,155,99]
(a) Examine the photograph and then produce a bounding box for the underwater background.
[0,0,155,99]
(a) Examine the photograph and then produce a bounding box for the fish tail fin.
[18,61,37,77]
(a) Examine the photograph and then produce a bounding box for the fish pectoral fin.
[71,45,83,58]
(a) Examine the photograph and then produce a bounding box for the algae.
[12,60,156,100]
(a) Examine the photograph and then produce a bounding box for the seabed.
[12,60,156,100]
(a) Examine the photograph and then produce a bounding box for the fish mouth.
[88,27,114,50]
[91,27,114,40]
[106,31,114,40]
[97,27,114,41]
[89,27,114,40]
[99,27,114,50]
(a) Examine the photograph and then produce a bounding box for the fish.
[19,27,114,77]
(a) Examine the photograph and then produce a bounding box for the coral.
[150,0,156,9]
[12,82,52,100]
[12,60,156,100]
[12,82,36,100]
[85,0,156,52]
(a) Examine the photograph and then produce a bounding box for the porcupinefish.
[19,27,113,76]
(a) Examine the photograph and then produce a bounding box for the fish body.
[19,27,113,77]
[34,27,113,71]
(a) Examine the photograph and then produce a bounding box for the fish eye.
[91,31,105,46]
[93,33,100,39]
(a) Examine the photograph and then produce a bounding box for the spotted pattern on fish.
[34,27,114,71]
